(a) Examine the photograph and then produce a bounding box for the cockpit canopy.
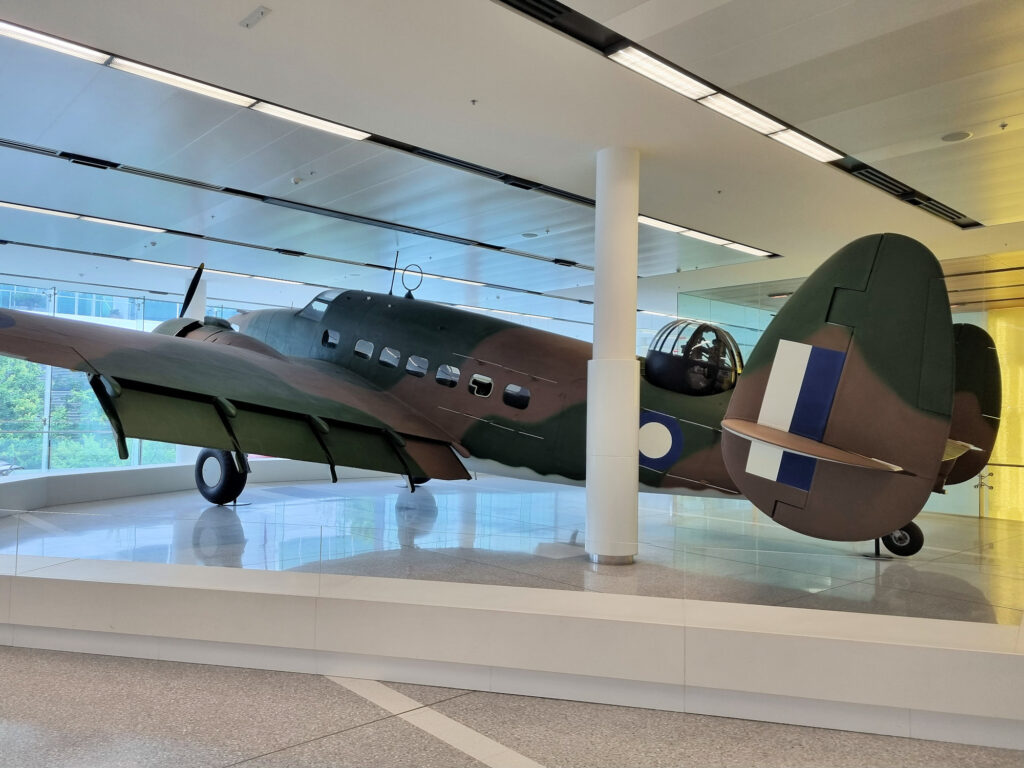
[644,320,743,396]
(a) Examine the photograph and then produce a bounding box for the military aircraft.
[0,233,1001,556]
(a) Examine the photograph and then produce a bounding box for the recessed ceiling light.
[251,102,370,140]
[608,45,715,100]
[725,243,772,257]
[110,57,256,107]
[80,215,166,233]
[129,258,191,270]
[941,131,973,143]
[681,230,731,246]
[697,94,785,135]
[638,215,686,233]
[0,201,78,218]
[770,130,843,163]
[0,20,108,63]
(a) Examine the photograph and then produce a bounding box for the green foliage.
[0,357,44,469]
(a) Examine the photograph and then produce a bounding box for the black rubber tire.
[194,448,247,505]
[881,521,924,557]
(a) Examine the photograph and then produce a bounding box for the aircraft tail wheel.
[881,521,924,557]
[195,448,248,505]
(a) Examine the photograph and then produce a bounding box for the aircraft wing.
[0,308,470,482]
[719,234,954,541]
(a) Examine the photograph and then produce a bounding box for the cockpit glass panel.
[297,289,344,321]
[644,320,743,396]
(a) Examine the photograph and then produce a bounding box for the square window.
[469,374,493,397]
[379,346,400,368]
[503,383,531,410]
[322,329,340,349]
[406,355,428,377]
[436,364,460,388]
[354,339,374,359]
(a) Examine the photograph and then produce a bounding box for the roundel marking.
[639,409,684,472]
[639,422,672,460]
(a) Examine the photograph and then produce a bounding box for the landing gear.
[881,521,924,557]
[194,449,248,505]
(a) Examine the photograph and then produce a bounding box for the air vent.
[500,175,538,190]
[919,199,967,223]
[502,0,570,23]
[552,258,578,267]
[57,151,117,170]
[120,166,223,191]
[413,149,503,178]
[0,137,56,157]
[851,166,911,196]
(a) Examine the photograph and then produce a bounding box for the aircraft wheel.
[195,449,247,505]
[881,521,924,557]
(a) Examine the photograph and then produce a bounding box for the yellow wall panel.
[986,309,1024,521]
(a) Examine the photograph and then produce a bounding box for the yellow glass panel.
[986,309,1024,521]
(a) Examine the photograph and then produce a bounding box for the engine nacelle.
[152,316,286,360]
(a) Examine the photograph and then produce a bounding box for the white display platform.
[1,464,1023,750]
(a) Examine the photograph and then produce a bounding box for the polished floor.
[0,645,1022,768]
[3,474,1024,625]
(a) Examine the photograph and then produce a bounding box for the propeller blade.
[179,263,205,319]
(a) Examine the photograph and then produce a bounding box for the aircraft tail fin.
[720,234,954,541]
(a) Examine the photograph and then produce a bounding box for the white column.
[586,147,640,564]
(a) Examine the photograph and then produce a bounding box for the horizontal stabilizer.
[721,418,903,473]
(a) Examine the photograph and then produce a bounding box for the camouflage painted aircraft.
[0,233,1001,556]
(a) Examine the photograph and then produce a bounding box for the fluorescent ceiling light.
[129,258,191,270]
[639,310,677,318]
[252,102,370,140]
[109,58,256,107]
[441,276,485,286]
[0,20,108,63]
[725,243,772,257]
[204,268,245,277]
[0,201,78,218]
[698,94,785,135]
[608,46,714,100]
[80,215,166,233]
[770,130,843,162]
[681,230,731,246]
[638,215,686,233]
[252,275,304,285]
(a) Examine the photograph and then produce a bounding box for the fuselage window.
[503,383,530,410]
[322,329,340,349]
[469,374,493,397]
[406,355,428,377]
[436,364,460,388]
[354,339,374,359]
[379,346,400,368]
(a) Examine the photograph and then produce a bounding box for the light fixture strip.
[608,46,715,100]
[697,94,785,135]
[638,214,686,233]
[109,57,256,107]
[770,130,843,163]
[128,258,191,270]
[725,243,772,257]
[80,215,166,233]
[681,230,732,246]
[0,200,79,218]
[0,20,108,63]
[251,102,370,140]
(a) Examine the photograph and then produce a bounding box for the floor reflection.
[2,475,1022,625]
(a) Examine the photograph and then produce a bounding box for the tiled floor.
[1,646,1022,768]
[2,474,1023,625]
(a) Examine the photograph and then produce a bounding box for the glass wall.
[0,283,245,474]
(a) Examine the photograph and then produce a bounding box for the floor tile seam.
[418,546,588,592]
[843,574,1024,615]
[928,553,1024,582]
[642,540,865,585]
[217,708,420,767]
